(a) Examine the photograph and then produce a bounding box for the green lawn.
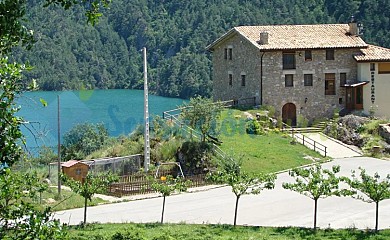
[38,187,107,211]
[217,109,325,173]
[67,223,390,240]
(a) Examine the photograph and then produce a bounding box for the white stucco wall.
[359,62,390,119]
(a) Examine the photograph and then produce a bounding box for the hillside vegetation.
[13,0,390,99]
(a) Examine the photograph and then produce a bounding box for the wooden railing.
[281,122,328,157]
[107,171,209,197]
[162,97,256,120]
[294,134,327,157]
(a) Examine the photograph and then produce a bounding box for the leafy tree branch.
[63,172,118,225]
[282,164,349,230]
[150,175,191,224]
[180,96,223,142]
[345,167,390,232]
[208,157,276,226]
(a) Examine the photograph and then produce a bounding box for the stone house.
[206,22,390,125]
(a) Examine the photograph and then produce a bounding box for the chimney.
[259,32,269,45]
[348,16,358,36]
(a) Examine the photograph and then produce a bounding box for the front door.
[282,103,296,126]
[346,86,363,110]
[346,88,354,110]
[355,86,363,110]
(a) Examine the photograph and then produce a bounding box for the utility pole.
[143,47,150,172]
[57,95,61,195]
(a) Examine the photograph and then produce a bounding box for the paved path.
[54,157,390,230]
[294,132,362,158]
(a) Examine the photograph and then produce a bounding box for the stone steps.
[313,121,328,129]
[284,127,323,134]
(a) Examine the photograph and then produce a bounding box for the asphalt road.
[54,157,390,230]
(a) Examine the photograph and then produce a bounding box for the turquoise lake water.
[17,89,185,153]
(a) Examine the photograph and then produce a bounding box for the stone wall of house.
[211,35,362,122]
[262,48,361,122]
[212,33,262,104]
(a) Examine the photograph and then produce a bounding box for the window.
[370,63,375,71]
[75,168,82,175]
[224,47,232,60]
[228,73,233,86]
[379,63,390,74]
[325,73,336,95]
[304,74,313,86]
[285,74,294,87]
[283,52,296,69]
[340,73,347,86]
[339,98,343,104]
[241,74,246,86]
[305,50,312,61]
[326,49,334,60]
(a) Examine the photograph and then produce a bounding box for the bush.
[296,114,309,128]
[362,135,384,156]
[152,234,175,240]
[359,119,388,135]
[154,138,183,163]
[111,229,146,240]
[245,119,265,135]
[176,141,214,174]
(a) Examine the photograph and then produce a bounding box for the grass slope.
[39,187,107,211]
[219,133,320,174]
[68,223,390,240]
[218,109,324,173]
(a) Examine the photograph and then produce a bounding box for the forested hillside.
[12,0,390,99]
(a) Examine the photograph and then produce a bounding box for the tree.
[63,172,118,225]
[62,123,109,160]
[208,157,276,226]
[0,169,66,239]
[150,175,190,224]
[282,164,348,230]
[0,58,26,168]
[0,0,110,237]
[0,0,111,166]
[346,167,390,232]
[43,0,111,25]
[180,96,223,142]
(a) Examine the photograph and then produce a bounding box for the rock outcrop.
[323,115,368,147]
[379,124,390,144]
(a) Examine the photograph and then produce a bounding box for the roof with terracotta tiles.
[354,45,390,62]
[61,160,87,168]
[206,24,367,51]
